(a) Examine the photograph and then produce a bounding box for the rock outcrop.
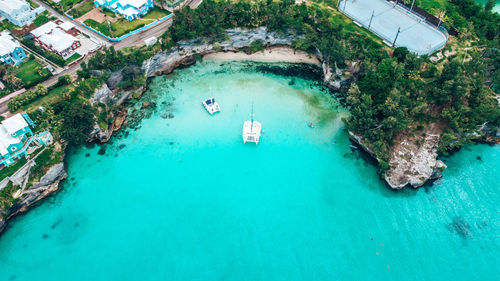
[106,70,123,90]
[0,163,67,234]
[143,27,300,78]
[350,121,448,189]
[88,85,132,143]
[384,132,446,189]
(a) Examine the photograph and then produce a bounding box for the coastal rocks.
[88,108,128,143]
[141,102,155,109]
[350,128,447,190]
[106,70,123,90]
[91,84,114,105]
[143,27,301,78]
[0,163,67,234]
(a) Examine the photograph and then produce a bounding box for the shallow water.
[0,60,498,281]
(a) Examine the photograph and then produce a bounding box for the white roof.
[0,126,20,156]
[2,113,28,135]
[0,32,21,57]
[116,0,148,8]
[59,21,75,31]
[122,6,138,17]
[31,22,78,52]
[31,21,58,38]
[0,0,29,14]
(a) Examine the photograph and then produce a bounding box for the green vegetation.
[15,59,51,88]
[84,18,147,38]
[43,0,84,13]
[142,7,171,20]
[68,0,95,18]
[0,158,27,181]
[33,11,50,27]
[21,38,66,67]
[164,0,499,172]
[66,53,82,64]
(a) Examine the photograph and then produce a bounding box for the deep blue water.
[0,61,498,281]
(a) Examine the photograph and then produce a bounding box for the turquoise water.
[0,60,499,281]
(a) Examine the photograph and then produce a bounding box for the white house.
[0,0,45,27]
[31,22,81,59]
[94,0,154,21]
[0,31,27,66]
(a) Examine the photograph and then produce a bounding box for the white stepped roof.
[31,21,58,38]
[0,32,21,57]
[31,22,78,52]
[0,0,28,14]
[117,0,149,8]
[2,113,28,135]
[0,113,28,156]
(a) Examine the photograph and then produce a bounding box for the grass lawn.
[66,53,82,64]
[84,18,148,38]
[24,84,73,112]
[68,0,94,18]
[0,158,27,181]
[327,5,384,47]
[49,0,84,11]
[415,0,447,13]
[142,7,172,20]
[15,59,52,88]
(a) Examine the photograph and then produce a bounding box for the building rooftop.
[0,32,21,57]
[0,114,29,156]
[2,113,28,135]
[59,21,75,31]
[31,22,79,53]
[31,21,58,38]
[0,0,28,14]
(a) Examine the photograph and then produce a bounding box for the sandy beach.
[203,46,321,65]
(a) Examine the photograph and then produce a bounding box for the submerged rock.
[447,217,472,239]
[97,147,106,155]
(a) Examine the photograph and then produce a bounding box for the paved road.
[1,0,203,116]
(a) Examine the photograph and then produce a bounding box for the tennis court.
[338,0,448,55]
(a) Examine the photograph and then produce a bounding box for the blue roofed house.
[94,0,154,21]
[0,113,52,169]
[0,31,27,66]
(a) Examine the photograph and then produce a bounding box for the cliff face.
[0,163,67,234]
[88,84,136,143]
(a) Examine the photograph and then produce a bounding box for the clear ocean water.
[0,60,498,281]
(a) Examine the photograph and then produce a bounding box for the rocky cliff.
[0,163,67,234]
[88,84,136,143]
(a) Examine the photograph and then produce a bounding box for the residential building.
[0,0,45,27]
[0,113,34,168]
[0,113,53,168]
[94,0,154,21]
[31,21,81,59]
[0,31,27,66]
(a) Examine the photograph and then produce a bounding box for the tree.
[485,0,496,12]
[60,103,96,146]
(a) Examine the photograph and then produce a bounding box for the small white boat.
[202,97,220,115]
[242,104,262,144]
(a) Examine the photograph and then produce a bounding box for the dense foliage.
[165,0,361,67]
[163,0,499,169]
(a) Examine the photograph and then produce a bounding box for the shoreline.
[203,46,321,65]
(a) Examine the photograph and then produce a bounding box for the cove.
[0,60,498,281]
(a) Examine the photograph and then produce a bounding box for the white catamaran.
[242,104,262,144]
[202,97,221,115]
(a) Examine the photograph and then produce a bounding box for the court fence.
[337,0,450,55]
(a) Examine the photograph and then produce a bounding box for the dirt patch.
[77,7,107,23]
